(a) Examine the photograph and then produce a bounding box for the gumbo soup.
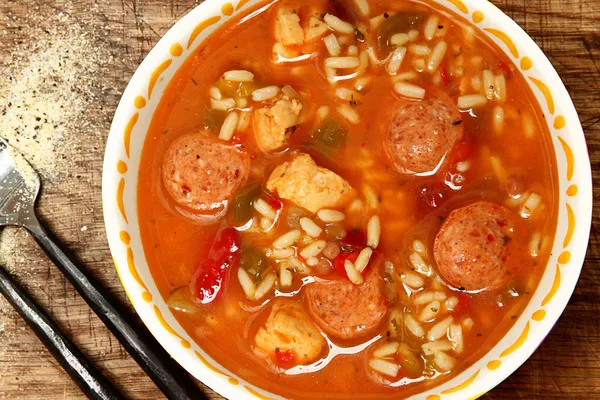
[138,0,558,397]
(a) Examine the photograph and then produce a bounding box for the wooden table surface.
[0,0,598,399]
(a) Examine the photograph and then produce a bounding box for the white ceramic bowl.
[102,0,593,398]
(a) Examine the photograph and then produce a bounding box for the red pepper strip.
[192,225,241,304]
[440,61,450,86]
[275,349,297,366]
[333,252,359,278]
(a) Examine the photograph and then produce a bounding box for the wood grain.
[0,0,598,399]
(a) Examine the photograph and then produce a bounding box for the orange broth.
[138,0,558,398]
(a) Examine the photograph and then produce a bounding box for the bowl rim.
[101,0,593,399]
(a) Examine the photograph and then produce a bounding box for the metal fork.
[0,137,203,400]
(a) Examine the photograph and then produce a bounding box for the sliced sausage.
[162,133,250,212]
[384,93,463,175]
[254,300,326,365]
[433,201,513,291]
[266,152,353,213]
[304,268,388,340]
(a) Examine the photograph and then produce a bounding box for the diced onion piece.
[273,229,301,249]
[394,82,426,99]
[367,215,381,248]
[369,359,400,377]
[373,341,399,358]
[324,14,354,34]
[344,260,364,285]
[223,69,254,82]
[317,209,345,223]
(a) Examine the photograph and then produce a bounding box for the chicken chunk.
[253,96,302,152]
[274,7,304,46]
[266,153,353,213]
[255,300,325,365]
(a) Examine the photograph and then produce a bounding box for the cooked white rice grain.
[409,44,431,56]
[355,247,373,273]
[235,97,248,108]
[482,69,495,100]
[427,316,454,341]
[325,56,360,69]
[434,351,456,371]
[520,193,542,218]
[387,46,407,75]
[252,86,280,102]
[494,74,507,103]
[414,291,435,305]
[299,217,322,238]
[363,184,379,210]
[470,55,483,66]
[211,97,236,111]
[288,256,310,274]
[238,268,256,299]
[523,112,536,138]
[345,260,364,285]
[492,106,505,134]
[335,87,355,100]
[219,111,239,141]
[279,263,293,287]
[223,69,254,82]
[367,215,381,248]
[402,272,425,289]
[457,94,487,109]
[317,209,345,223]
[324,33,342,56]
[281,85,301,100]
[355,76,373,91]
[413,58,426,73]
[404,314,425,338]
[337,104,361,124]
[300,240,327,259]
[324,14,355,34]
[254,272,276,300]
[434,291,447,301]
[354,0,370,16]
[369,13,389,30]
[394,82,426,99]
[273,229,302,249]
[449,323,464,353]
[409,252,431,276]
[373,342,399,358]
[422,340,452,356]
[357,50,370,75]
[306,257,319,267]
[419,300,441,322]
[347,45,359,56]
[529,232,542,257]
[489,155,506,183]
[461,317,474,330]
[471,74,482,91]
[271,247,295,259]
[209,86,222,100]
[325,67,337,82]
[424,15,440,41]
[391,33,410,47]
[369,359,399,377]
[236,111,251,132]
[253,198,277,220]
[456,160,471,172]
[445,296,458,310]
[316,105,330,121]
[393,71,419,82]
[412,240,427,254]
[259,217,273,231]
[408,29,419,41]
[427,41,447,72]
[337,35,353,45]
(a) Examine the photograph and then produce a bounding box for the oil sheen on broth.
[138,0,558,398]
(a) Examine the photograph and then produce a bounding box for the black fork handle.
[25,218,204,400]
[0,265,125,400]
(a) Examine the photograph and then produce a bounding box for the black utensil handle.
[25,219,204,400]
[0,266,125,400]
